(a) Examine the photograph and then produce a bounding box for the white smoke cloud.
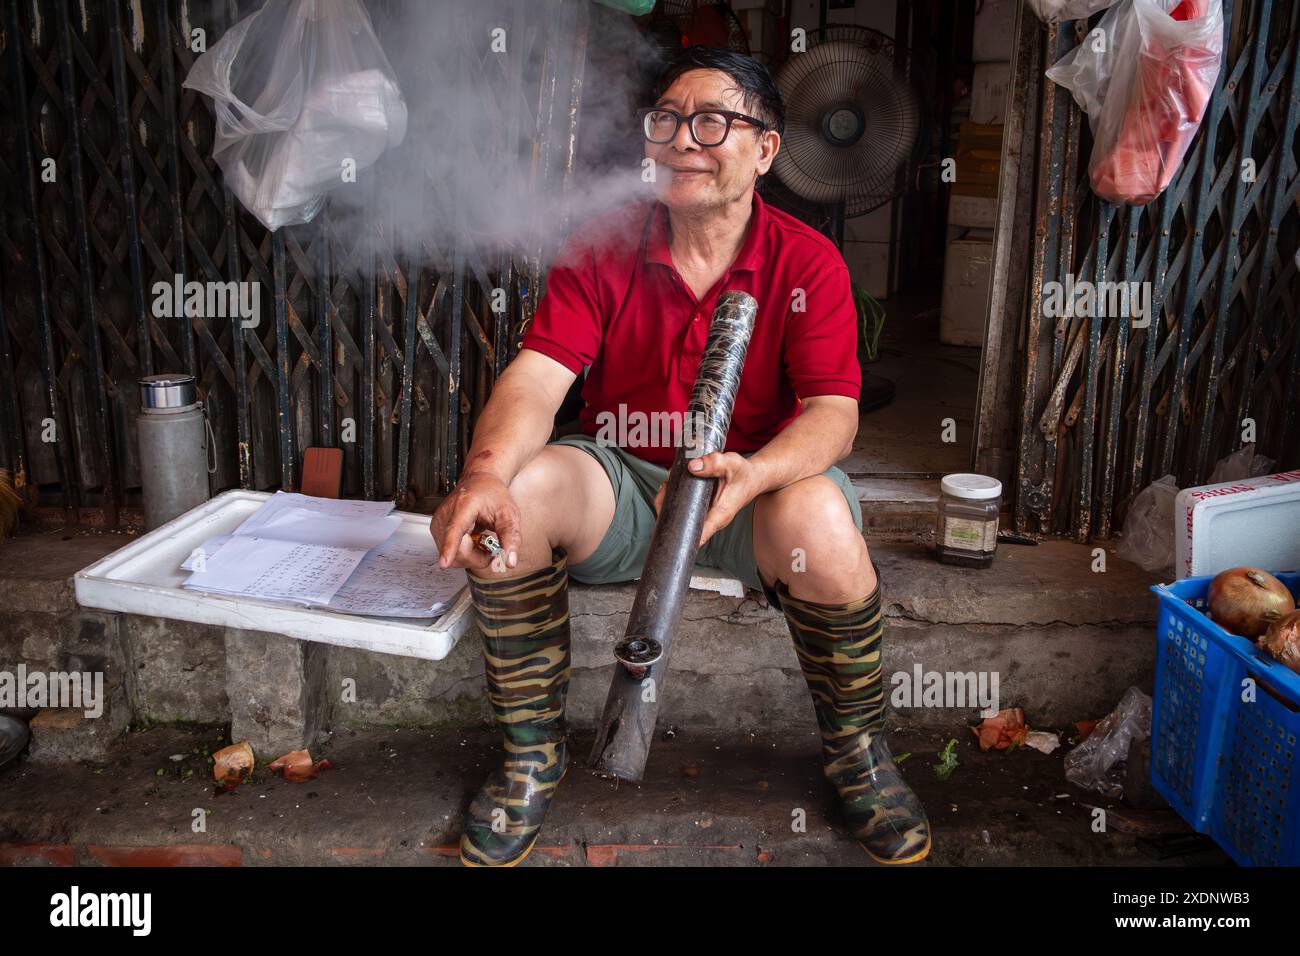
[324,0,663,270]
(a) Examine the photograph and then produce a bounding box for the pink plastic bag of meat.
[1047,0,1224,205]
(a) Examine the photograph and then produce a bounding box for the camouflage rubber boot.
[776,578,931,864]
[460,549,571,867]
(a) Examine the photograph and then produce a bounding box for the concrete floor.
[848,314,979,478]
[0,722,1225,867]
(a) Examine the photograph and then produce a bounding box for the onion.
[1207,567,1295,638]
[1259,609,1300,675]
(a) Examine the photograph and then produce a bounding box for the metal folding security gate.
[998,0,1300,541]
[0,0,588,521]
[6,0,1296,540]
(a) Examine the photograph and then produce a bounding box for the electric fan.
[771,24,924,229]
[768,24,926,411]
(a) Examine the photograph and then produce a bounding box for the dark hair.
[651,46,785,138]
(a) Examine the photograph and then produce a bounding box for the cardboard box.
[951,122,1003,198]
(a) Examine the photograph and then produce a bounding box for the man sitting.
[431,45,930,867]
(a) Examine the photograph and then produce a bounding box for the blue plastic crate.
[1150,571,1300,866]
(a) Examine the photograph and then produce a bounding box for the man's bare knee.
[508,445,616,563]
[754,476,872,601]
[507,447,567,507]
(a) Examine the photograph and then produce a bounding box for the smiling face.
[646,68,781,214]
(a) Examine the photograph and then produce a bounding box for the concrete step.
[0,724,1220,867]
[0,528,1163,752]
[851,475,942,538]
[0,527,118,618]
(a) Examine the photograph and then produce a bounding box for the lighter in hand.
[471,529,508,573]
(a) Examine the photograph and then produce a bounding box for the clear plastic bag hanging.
[184,0,407,231]
[1045,0,1223,205]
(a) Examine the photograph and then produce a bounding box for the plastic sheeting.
[184,0,407,230]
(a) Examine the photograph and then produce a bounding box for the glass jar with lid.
[936,473,1002,568]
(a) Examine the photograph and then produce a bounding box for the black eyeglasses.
[638,107,769,147]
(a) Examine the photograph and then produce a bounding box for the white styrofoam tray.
[1174,469,1300,579]
[74,490,473,661]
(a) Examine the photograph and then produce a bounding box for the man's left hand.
[653,451,767,546]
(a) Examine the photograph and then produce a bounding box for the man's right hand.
[430,471,523,573]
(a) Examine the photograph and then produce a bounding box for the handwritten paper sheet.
[179,493,467,619]
[326,536,467,618]
[183,493,399,570]
[183,535,368,606]
[181,492,400,606]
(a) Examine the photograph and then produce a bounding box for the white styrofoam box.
[971,62,1011,124]
[940,238,993,347]
[74,490,474,661]
[973,0,1017,61]
[949,192,999,229]
[1174,469,1300,579]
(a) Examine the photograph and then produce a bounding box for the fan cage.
[771,24,928,219]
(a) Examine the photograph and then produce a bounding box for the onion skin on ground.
[212,741,254,786]
[1207,567,1295,639]
[268,749,333,782]
[1259,609,1300,675]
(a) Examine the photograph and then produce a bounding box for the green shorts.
[552,433,863,599]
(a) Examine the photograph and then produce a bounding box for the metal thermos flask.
[137,374,210,530]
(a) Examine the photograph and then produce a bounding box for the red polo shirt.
[520,191,860,465]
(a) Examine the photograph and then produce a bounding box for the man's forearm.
[460,356,572,485]
[746,399,856,494]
